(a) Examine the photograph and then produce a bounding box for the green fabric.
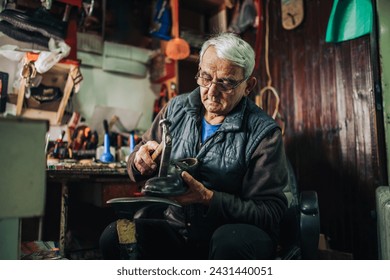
[325,0,373,43]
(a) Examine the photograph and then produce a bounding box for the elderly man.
[100,32,288,260]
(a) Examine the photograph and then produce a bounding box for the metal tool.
[157,118,172,177]
[142,118,197,198]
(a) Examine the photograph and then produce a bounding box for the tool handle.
[60,130,65,141]
[103,119,109,134]
[151,141,163,161]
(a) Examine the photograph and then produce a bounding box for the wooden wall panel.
[255,0,387,259]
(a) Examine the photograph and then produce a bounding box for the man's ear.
[244,77,257,96]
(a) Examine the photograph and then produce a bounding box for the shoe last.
[142,158,199,197]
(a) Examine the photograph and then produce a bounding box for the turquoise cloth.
[325,0,373,43]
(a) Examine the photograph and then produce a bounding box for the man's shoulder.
[167,88,200,112]
[171,92,190,103]
[245,98,276,125]
[168,93,189,110]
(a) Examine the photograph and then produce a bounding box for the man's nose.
[207,82,219,96]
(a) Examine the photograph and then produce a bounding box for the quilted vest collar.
[185,87,248,132]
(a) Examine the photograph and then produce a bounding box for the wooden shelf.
[16,58,80,125]
[181,0,225,15]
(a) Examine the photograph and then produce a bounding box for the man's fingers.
[151,142,163,160]
[136,146,151,167]
[181,171,192,183]
[134,141,159,174]
[181,171,213,205]
[148,141,160,151]
[134,154,151,175]
[181,171,201,188]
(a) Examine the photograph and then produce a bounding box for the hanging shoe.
[149,0,172,41]
[0,20,50,47]
[0,7,67,40]
[31,84,62,104]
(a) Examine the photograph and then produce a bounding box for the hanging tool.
[150,0,172,40]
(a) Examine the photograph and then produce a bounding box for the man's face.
[198,47,250,117]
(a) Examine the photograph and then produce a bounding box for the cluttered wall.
[73,66,156,132]
[252,0,387,259]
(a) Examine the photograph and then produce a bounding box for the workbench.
[46,163,138,257]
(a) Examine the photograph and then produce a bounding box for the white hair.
[199,32,255,78]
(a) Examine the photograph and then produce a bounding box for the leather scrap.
[116,219,137,244]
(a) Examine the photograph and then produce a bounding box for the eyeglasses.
[195,73,248,93]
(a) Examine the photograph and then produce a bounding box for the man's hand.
[134,141,160,176]
[172,171,214,206]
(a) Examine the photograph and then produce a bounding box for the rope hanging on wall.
[256,0,285,134]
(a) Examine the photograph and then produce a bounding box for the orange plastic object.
[166,38,190,60]
[165,0,190,60]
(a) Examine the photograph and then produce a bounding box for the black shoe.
[31,84,62,103]
[120,243,138,260]
[0,20,50,47]
[0,7,67,40]
[142,158,198,197]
